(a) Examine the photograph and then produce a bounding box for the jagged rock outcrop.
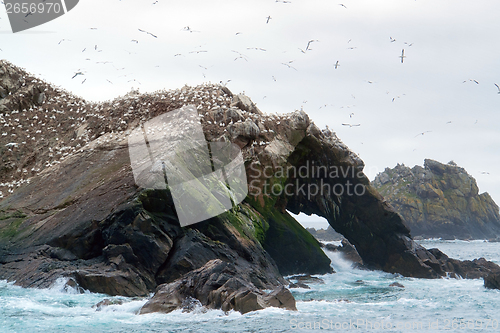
[1,60,500,314]
[307,225,343,241]
[324,239,364,266]
[484,273,500,290]
[372,159,500,239]
[0,60,329,303]
[140,259,296,315]
[424,247,500,280]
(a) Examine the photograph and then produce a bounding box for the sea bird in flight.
[342,123,360,127]
[306,39,319,51]
[232,50,248,61]
[414,131,431,137]
[281,61,297,70]
[182,26,200,33]
[138,29,157,38]
[495,83,500,93]
[72,71,84,79]
[400,49,406,63]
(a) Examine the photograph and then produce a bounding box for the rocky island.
[372,159,500,240]
[1,59,500,314]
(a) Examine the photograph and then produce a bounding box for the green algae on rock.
[373,159,500,240]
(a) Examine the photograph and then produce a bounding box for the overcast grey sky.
[1,0,500,225]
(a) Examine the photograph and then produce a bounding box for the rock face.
[1,60,500,314]
[0,60,328,304]
[372,159,500,239]
[424,247,500,280]
[324,239,364,266]
[484,273,500,290]
[140,259,296,315]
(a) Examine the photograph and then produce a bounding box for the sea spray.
[0,240,498,333]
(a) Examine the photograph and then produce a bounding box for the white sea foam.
[49,277,88,295]
[0,240,498,332]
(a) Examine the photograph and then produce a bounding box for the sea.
[1,239,499,333]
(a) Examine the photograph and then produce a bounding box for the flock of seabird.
[1,2,499,199]
[0,60,325,199]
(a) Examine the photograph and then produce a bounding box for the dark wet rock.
[264,285,296,310]
[103,244,140,265]
[373,159,500,239]
[445,257,500,279]
[389,282,405,288]
[155,229,232,284]
[288,274,325,284]
[45,246,78,261]
[420,248,500,280]
[324,239,363,265]
[288,281,311,289]
[93,298,125,311]
[55,276,86,293]
[140,259,296,315]
[180,297,207,313]
[323,243,337,251]
[484,273,500,290]
[73,265,151,297]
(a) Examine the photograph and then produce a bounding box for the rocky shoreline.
[1,60,500,315]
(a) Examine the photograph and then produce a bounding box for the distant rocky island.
[372,159,500,240]
[306,226,343,241]
[1,59,500,314]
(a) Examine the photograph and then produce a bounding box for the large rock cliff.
[1,60,499,313]
[372,159,500,239]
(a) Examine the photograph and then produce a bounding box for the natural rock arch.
[273,129,441,278]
